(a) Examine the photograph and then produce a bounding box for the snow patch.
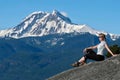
[60,42,64,46]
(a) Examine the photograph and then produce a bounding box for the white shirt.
[97,41,106,55]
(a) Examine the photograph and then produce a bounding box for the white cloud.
[60,12,68,17]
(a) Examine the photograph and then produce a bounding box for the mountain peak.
[0,10,119,40]
[52,10,60,14]
[51,10,71,23]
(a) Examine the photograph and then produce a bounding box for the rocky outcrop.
[48,55,120,80]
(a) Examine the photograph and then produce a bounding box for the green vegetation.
[106,44,120,57]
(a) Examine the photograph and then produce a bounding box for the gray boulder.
[48,55,120,80]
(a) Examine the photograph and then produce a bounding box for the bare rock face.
[48,55,120,80]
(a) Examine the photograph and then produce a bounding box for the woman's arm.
[83,45,98,52]
[86,45,98,50]
[105,43,115,56]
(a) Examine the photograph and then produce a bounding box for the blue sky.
[0,0,120,34]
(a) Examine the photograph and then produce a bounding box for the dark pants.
[84,49,105,62]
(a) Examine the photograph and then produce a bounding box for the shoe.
[71,62,80,67]
[71,61,86,67]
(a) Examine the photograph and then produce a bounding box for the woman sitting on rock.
[72,33,116,67]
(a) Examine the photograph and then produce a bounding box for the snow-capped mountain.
[0,10,119,40]
[0,10,120,80]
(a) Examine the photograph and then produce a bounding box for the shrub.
[106,44,120,58]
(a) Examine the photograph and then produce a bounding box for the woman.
[72,33,116,67]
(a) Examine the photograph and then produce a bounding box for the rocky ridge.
[48,55,120,80]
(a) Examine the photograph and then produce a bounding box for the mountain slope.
[0,33,101,80]
[48,55,120,80]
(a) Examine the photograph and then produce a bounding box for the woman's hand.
[112,54,118,57]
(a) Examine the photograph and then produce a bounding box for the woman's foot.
[71,61,86,67]
[71,62,80,67]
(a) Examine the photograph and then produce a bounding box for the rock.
[47,55,120,80]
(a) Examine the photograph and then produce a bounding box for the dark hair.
[99,33,106,40]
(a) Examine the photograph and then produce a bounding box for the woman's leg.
[77,49,94,63]
[72,53,88,67]
[72,49,96,67]
[84,49,105,61]
[72,49,104,67]
[78,56,86,63]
